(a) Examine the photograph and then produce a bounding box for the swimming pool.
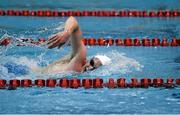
[0,0,180,114]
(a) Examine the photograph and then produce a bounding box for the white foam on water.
[54,22,65,31]
[0,56,39,79]
[0,65,9,78]
[16,56,39,70]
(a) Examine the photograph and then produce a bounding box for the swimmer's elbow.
[65,16,79,33]
[69,16,78,24]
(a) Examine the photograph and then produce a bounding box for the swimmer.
[37,16,111,74]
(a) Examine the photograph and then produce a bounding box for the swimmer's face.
[84,57,102,71]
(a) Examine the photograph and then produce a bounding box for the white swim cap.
[95,55,111,65]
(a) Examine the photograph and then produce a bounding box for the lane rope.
[0,37,179,47]
[0,10,179,17]
[0,78,180,90]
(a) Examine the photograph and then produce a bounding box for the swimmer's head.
[83,55,111,71]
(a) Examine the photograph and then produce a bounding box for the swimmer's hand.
[47,31,70,49]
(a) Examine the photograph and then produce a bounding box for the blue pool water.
[0,0,180,114]
[0,0,180,10]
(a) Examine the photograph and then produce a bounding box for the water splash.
[0,56,39,79]
[54,22,65,31]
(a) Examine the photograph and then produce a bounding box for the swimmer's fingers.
[57,42,65,48]
[48,39,59,48]
[48,32,68,48]
[47,33,64,45]
[48,38,61,49]
[48,32,63,41]
[47,38,57,46]
[48,35,56,41]
[47,35,58,45]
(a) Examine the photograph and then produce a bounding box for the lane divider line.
[0,10,179,17]
[0,78,180,90]
[1,37,179,47]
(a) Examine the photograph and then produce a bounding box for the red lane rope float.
[115,39,124,46]
[70,78,81,88]
[0,78,179,89]
[0,10,180,17]
[153,78,164,87]
[106,78,116,88]
[9,79,20,88]
[117,78,127,88]
[46,79,57,87]
[0,79,6,89]
[59,78,69,88]
[35,79,45,87]
[82,78,92,89]
[152,38,160,46]
[176,78,180,85]
[21,79,32,87]
[93,78,103,88]
[128,78,140,88]
[0,37,180,47]
[140,78,152,88]
[83,38,180,47]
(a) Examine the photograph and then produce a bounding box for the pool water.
[0,0,180,114]
[0,0,180,10]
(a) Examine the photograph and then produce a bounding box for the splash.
[15,56,39,70]
[54,22,65,31]
[0,56,40,79]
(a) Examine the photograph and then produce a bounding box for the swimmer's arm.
[32,54,73,74]
[31,66,50,74]
[64,16,79,34]
[47,16,80,49]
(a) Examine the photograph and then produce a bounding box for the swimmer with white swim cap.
[83,55,111,71]
[35,16,111,74]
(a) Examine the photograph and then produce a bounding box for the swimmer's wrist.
[64,30,71,36]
